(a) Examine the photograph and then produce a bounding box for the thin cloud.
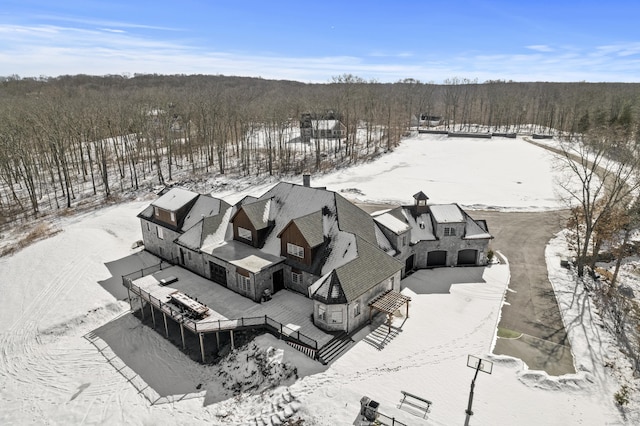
[100,28,127,34]
[34,14,182,32]
[526,45,554,52]
[1,23,640,83]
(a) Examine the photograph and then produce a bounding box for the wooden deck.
[125,265,335,351]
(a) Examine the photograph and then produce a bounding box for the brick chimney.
[303,174,311,187]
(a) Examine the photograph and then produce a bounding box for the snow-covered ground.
[0,133,636,425]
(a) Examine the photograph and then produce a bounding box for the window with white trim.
[287,242,304,258]
[331,311,343,324]
[237,273,250,292]
[154,207,160,217]
[170,211,176,222]
[238,226,252,241]
[292,271,302,286]
[318,305,326,321]
[157,226,164,240]
[353,302,361,317]
[444,227,456,237]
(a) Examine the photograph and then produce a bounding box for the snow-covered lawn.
[0,133,636,425]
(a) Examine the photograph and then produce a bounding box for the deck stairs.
[317,331,354,365]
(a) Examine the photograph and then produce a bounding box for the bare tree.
[557,125,640,276]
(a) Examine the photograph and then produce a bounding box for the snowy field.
[0,134,635,425]
[213,134,563,211]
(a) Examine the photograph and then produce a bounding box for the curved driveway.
[359,202,575,375]
[479,210,575,375]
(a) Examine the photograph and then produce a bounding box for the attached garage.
[426,250,447,267]
[209,262,228,286]
[457,249,478,265]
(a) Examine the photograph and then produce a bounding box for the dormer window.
[154,207,160,217]
[444,227,456,237]
[170,211,176,222]
[238,227,252,241]
[287,242,304,258]
[418,199,427,206]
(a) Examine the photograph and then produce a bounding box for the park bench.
[399,390,432,419]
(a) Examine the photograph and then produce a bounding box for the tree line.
[1,73,640,228]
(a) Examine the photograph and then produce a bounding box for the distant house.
[300,118,346,142]
[137,182,491,334]
[419,114,443,127]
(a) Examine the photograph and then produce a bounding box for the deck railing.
[125,277,319,355]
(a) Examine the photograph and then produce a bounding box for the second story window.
[238,227,252,241]
[287,242,304,258]
[444,227,456,237]
[157,226,164,240]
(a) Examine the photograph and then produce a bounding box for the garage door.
[209,262,228,287]
[457,249,478,265]
[426,250,447,267]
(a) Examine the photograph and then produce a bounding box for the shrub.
[614,384,630,406]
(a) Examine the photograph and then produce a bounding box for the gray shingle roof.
[240,198,272,230]
[291,211,324,248]
[334,194,378,245]
[314,236,404,303]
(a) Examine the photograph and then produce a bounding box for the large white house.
[137,181,492,334]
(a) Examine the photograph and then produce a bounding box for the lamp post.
[465,355,493,416]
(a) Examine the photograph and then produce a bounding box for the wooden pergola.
[368,290,411,333]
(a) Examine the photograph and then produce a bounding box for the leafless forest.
[1,74,639,229]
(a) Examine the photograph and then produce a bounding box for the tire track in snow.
[0,254,121,407]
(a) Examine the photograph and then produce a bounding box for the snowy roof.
[401,209,436,242]
[373,211,410,234]
[181,195,230,232]
[199,208,234,253]
[464,215,492,240]
[152,188,199,212]
[210,240,284,273]
[238,198,272,230]
[312,236,404,303]
[253,183,379,265]
[374,224,396,255]
[430,204,465,223]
